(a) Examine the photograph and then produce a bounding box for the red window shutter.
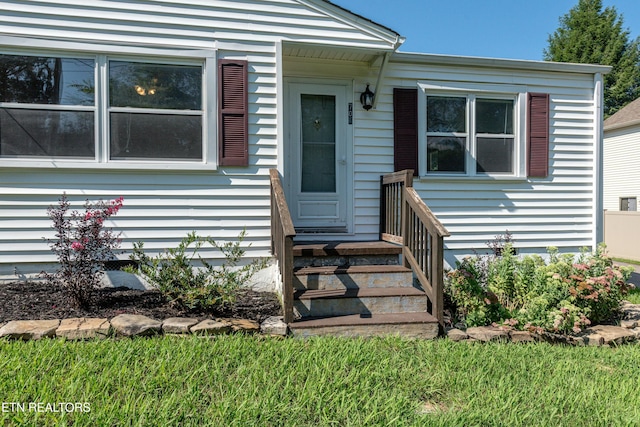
[527,92,550,178]
[393,88,418,175]
[218,59,248,166]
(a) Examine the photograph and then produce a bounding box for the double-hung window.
[0,48,216,169]
[108,60,203,161]
[419,82,525,178]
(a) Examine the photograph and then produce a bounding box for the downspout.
[371,52,390,110]
[593,72,604,249]
[371,35,404,110]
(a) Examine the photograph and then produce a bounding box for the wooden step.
[289,312,439,338]
[293,265,414,290]
[293,287,427,318]
[293,241,402,257]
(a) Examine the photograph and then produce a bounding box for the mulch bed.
[0,281,282,324]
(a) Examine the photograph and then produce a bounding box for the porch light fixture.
[360,84,374,110]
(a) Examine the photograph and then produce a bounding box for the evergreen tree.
[544,0,640,117]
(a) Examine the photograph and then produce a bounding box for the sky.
[335,1,640,61]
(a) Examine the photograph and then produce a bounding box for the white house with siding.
[0,0,610,279]
[603,97,640,211]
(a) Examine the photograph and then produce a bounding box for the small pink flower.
[71,241,85,251]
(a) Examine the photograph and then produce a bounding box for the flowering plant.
[41,194,123,307]
[445,236,633,334]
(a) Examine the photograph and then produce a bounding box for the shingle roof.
[604,97,640,131]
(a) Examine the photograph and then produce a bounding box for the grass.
[626,288,640,304]
[613,257,640,266]
[2,335,640,426]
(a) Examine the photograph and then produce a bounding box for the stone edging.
[446,301,640,347]
[0,314,288,341]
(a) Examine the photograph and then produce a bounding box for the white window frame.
[417,81,527,179]
[620,197,637,211]
[0,36,217,170]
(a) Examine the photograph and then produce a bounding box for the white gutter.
[371,52,391,110]
[392,51,612,75]
[370,35,404,109]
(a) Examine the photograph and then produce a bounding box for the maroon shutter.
[393,88,418,175]
[527,92,550,178]
[218,59,248,166]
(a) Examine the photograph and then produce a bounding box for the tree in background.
[544,0,640,117]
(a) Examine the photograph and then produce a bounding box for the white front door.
[286,82,350,233]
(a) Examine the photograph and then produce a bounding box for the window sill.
[0,159,218,172]
[419,174,529,182]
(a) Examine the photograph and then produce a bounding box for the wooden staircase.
[269,169,449,339]
[289,241,439,338]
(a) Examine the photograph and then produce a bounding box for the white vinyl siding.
[349,57,599,268]
[0,0,395,274]
[603,125,640,211]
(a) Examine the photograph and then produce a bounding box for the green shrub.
[125,230,267,311]
[445,239,633,334]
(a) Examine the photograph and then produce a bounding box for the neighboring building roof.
[604,97,640,132]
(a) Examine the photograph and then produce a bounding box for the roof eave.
[304,0,404,51]
[604,119,640,132]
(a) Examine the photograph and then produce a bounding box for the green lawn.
[626,288,640,304]
[2,335,640,426]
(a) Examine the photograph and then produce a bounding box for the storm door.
[287,82,349,232]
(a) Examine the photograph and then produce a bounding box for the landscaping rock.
[620,319,638,329]
[569,335,587,346]
[510,330,536,343]
[466,326,509,342]
[0,319,60,340]
[582,333,605,346]
[110,314,162,337]
[260,316,288,336]
[191,319,232,335]
[162,317,199,334]
[621,301,640,321]
[224,318,259,334]
[56,318,110,340]
[446,328,468,342]
[585,325,637,346]
[536,332,574,345]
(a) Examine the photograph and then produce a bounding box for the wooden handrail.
[380,170,450,325]
[269,169,296,323]
[379,169,413,244]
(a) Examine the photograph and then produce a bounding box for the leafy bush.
[445,236,633,334]
[41,194,123,307]
[125,230,266,311]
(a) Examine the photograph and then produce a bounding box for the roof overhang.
[391,51,612,75]
[283,41,393,64]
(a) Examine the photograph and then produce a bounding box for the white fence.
[604,211,640,261]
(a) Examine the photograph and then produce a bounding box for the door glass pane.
[300,94,336,193]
